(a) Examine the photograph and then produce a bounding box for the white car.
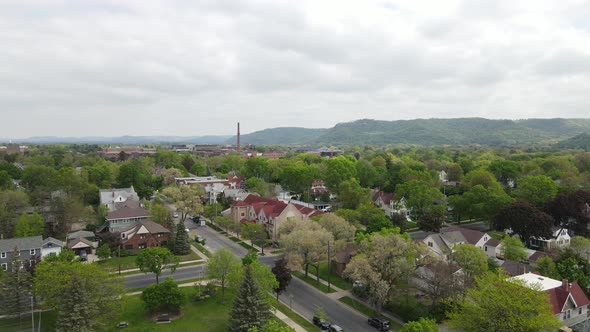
[173,212,179,218]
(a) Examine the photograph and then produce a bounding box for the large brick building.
[120,221,170,250]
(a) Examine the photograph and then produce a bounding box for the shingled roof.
[106,206,151,220]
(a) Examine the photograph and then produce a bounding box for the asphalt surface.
[124,222,375,331]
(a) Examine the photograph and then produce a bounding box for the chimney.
[562,279,570,292]
[237,122,241,152]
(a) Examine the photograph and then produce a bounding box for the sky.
[1,0,590,138]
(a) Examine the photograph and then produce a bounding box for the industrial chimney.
[237,122,241,152]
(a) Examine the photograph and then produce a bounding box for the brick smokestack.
[237,122,241,152]
[562,279,570,292]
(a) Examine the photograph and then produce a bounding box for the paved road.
[409,221,489,240]
[124,264,206,289]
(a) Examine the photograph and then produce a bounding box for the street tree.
[318,213,356,244]
[150,201,171,225]
[514,175,559,207]
[207,248,242,303]
[447,272,560,332]
[242,222,268,254]
[135,247,180,284]
[271,258,292,300]
[14,212,45,237]
[229,265,273,332]
[279,219,333,279]
[344,232,427,312]
[162,184,204,223]
[493,201,553,246]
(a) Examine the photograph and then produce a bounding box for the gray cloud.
[1,0,589,138]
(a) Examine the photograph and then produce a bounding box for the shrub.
[141,277,185,312]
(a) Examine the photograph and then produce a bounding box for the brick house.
[120,221,170,250]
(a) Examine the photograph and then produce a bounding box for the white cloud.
[0,0,589,138]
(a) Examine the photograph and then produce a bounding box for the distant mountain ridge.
[229,118,590,146]
[6,118,590,146]
[556,133,590,150]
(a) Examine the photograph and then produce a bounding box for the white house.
[530,227,571,252]
[41,237,64,257]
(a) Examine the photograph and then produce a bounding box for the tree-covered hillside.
[556,133,590,150]
[231,118,590,146]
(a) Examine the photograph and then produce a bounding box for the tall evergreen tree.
[55,274,98,332]
[0,247,33,317]
[174,221,190,255]
[229,265,272,332]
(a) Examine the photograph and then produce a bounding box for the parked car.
[328,324,344,332]
[196,236,204,244]
[368,317,390,331]
[173,212,179,218]
[312,316,330,330]
[79,250,88,261]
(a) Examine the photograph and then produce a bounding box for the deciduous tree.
[452,244,488,291]
[162,184,204,222]
[272,258,292,300]
[493,201,553,246]
[14,212,45,237]
[514,175,558,207]
[96,243,111,260]
[344,232,427,312]
[136,247,180,284]
[141,277,185,312]
[207,248,241,303]
[447,272,560,332]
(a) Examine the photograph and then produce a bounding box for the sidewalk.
[190,243,209,261]
[126,280,307,332]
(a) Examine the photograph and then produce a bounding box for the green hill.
[555,133,590,150]
[227,118,590,146]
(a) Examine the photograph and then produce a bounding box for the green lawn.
[97,251,201,273]
[0,311,57,332]
[305,262,352,291]
[293,272,336,293]
[105,287,238,332]
[339,297,403,331]
[192,243,211,257]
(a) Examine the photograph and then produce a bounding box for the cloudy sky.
[1,0,590,138]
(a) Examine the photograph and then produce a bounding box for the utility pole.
[30,293,34,332]
[327,241,331,292]
[118,245,121,275]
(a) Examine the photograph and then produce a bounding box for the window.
[241,212,245,217]
[140,235,146,240]
[485,246,488,252]
[157,233,162,237]
[566,310,571,319]
[579,307,582,315]
[1,263,6,271]
[427,241,433,247]
[121,233,126,238]
[30,249,35,255]
[0,252,5,259]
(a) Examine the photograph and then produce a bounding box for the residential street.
[124,223,375,331]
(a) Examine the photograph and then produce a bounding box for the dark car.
[79,250,88,261]
[368,317,390,331]
[312,316,330,330]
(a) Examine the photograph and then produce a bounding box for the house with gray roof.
[0,236,43,271]
[104,205,151,232]
[99,187,140,212]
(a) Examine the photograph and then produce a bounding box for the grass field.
[305,262,352,291]
[293,271,336,293]
[97,251,201,273]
